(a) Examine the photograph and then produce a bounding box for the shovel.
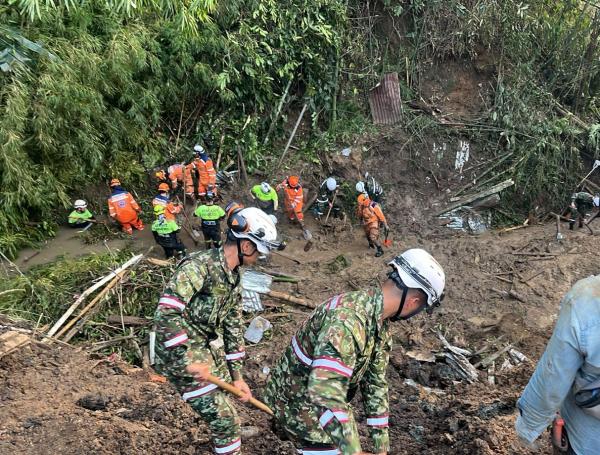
[383,225,392,247]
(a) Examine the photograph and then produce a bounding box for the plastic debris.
[244,316,272,344]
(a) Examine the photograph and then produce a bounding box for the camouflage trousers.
[154,338,241,454]
[263,351,358,453]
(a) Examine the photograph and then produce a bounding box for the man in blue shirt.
[516,275,600,454]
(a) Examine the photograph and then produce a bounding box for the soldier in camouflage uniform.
[153,207,284,455]
[263,249,446,455]
[567,192,595,230]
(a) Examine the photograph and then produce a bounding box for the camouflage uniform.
[263,289,391,454]
[153,248,245,454]
[568,192,594,229]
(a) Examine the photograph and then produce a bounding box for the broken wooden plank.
[0,331,30,359]
[434,179,514,217]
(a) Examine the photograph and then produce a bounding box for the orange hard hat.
[110,178,121,187]
[158,183,170,192]
[288,175,299,187]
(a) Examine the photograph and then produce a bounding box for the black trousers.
[154,232,186,258]
[202,226,222,249]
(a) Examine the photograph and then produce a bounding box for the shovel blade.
[383,239,393,247]
[302,229,312,241]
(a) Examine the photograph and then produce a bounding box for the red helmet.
[158,183,170,192]
[110,178,121,187]
[288,175,299,187]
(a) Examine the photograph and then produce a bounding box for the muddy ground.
[2,135,597,454]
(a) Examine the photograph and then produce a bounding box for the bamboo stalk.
[54,268,130,341]
[45,254,143,340]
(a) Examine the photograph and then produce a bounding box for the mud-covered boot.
[375,245,384,257]
[368,241,375,249]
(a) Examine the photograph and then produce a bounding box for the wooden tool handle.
[205,374,274,416]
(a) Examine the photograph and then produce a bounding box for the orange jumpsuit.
[152,194,182,221]
[168,163,195,198]
[194,157,217,197]
[278,180,304,222]
[108,188,143,234]
[357,196,386,243]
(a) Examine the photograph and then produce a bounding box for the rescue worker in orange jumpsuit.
[107,179,144,234]
[357,193,388,257]
[193,145,217,200]
[277,175,308,232]
[155,163,195,201]
[152,183,182,221]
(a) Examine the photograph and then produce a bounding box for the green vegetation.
[2,0,600,257]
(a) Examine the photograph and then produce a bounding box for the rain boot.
[375,245,384,257]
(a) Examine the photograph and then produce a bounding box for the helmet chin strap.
[235,239,257,271]
[390,284,408,322]
[389,272,427,321]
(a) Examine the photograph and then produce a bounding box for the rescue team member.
[68,200,96,228]
[153,207,284,455]
[107,179,143,234]
[250,182,278,215]
[194,193,226,249]
[516,276,600,455]
[277,175,306,231]
[264,249,446,455]
[356,172,383,204]
[156,163,195,200]
[357,193,389,257]
[567,192,595,230]
[152,183,182,221]
[194,144,217,200]
[151,205,187,259]
[315,177,339,219]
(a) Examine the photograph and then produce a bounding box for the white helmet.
[388,248,445,310]
[260,182,272,194]
[228,207,284,254]
[356,181,365,193]
[326,177,337,192]
[74,199,87,209]
[194,144,204,153]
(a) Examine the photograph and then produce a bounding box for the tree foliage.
[0,0,347,256]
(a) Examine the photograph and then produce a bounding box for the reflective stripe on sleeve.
[214,437,241,454]
[164,331,188,348]
[327,295,341,310]
[312,356,353,378]
[319,409,349,428]
[182,383,218,401]
[366,414,389,427]
[158,295,186,311]
[291,335,313,366]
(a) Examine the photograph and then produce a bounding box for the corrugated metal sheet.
[368,73,402,125]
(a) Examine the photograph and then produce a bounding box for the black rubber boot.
[375,246,384,257]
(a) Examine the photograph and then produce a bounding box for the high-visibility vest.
[194,204,225,227]
[251,185,278,203]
